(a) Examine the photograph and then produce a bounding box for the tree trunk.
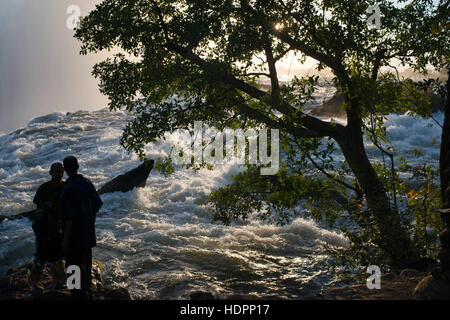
[336,118,418,270]
[440,67,450,203]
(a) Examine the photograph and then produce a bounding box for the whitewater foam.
[0,107,441,298]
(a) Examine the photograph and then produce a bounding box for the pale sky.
[0,0,108,133]
[0,0,325,134]
[0,0,436,133]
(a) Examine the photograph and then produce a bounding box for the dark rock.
[98,159,154,195]
[309,90,445,120]
[96,286,132,300]
[225,294,251,300]
[0,210,38,223]
[426,91,446,113]
[310,93,346,118]
[0,260,132,300]
[413,274,450,300]
[189,291,216,300]
[320,285,365,300]
[321,271,428,300]
[431,266,444,278]
[381,272,397,282]
[1,160,155,223]
[400,269,422,278]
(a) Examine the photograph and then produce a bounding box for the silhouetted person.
[60,156,102,299]
[30,163,66,289]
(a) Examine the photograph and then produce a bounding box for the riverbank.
[0,261,436,300]
[318,269,429,300]
[0,260,131,300]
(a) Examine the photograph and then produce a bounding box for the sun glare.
[274,22,284,30]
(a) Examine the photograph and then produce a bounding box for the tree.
[442,67,450,202]
[75,0,449,270]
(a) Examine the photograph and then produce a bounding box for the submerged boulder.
[0,210,37,223]
[97,158,154,195]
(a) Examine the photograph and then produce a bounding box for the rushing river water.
[0,98,443,299]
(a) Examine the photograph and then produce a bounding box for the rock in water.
[310,93,346,118]
[0,159,154,223]
[310,90,445,119]
[97,159,154,195]
[0,210,37,223]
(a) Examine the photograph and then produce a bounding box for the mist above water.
[0,0,108,133]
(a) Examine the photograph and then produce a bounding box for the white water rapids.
[0,102,442,299]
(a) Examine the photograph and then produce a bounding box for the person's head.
[49,162,64,183]
[63,156,79,176]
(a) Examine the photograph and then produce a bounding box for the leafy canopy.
[75,0,449,156]
[75,0,449,275]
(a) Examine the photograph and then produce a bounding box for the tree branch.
[264,40,281,103]
[238,0,350,85]
[168,43,343,138]
[372,49,387,81]
[234,97,325,139]
[235,72,271,78]
[290,135,358,192]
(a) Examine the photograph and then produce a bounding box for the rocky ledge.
[188,269,442,300]
[0,261,131,300]
[3,263,448,300]
[319,269,435,300]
